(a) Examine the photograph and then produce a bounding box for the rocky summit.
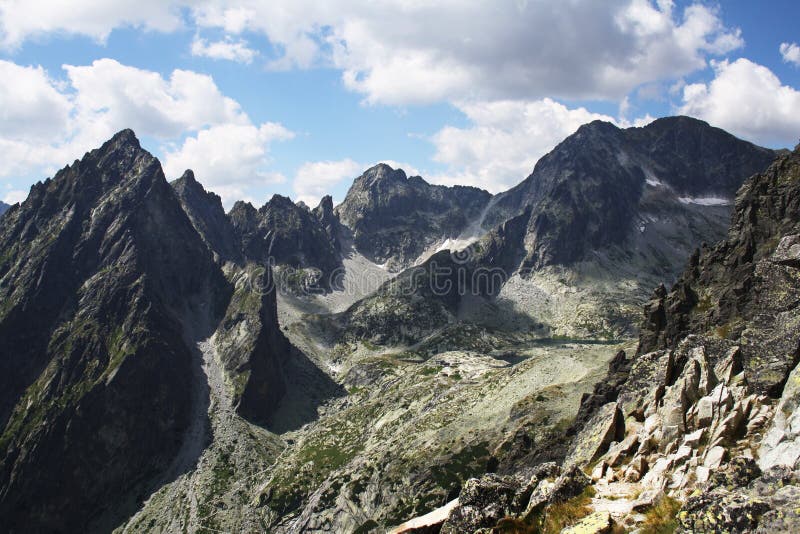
[0,121,795,534]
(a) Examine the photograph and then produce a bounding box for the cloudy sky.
[1,0,799,207]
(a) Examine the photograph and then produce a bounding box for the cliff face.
[171,169,242,263]
[230,194,343,292]
[485,116,778,271]
[0,131,226,531]
[638,145,800,396]
[335,164,492,269]
[0,131,297,531]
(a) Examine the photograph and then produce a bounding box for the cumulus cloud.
[64,59,248,140]
[0,58,293,206]
[191,35,258,63]
[781,42,800,66]
[0,0,185,48]
[189,0,742,105]
[293,158,362,206]
[3,190,27,204]
[428,99,615,192]
[163,123,293,205]
[1,1,743,105]
[679,58,800,146]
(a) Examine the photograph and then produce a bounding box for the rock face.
[230,194,343,292]
[335,164,492,269]
[638,144,800,396]
[0,201,9,217]
[0,130,228,532]
[0,131,297,532]
[171,169,241,263]
[485,116,776,270]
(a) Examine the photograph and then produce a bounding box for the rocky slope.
[0,130,230,532]
[0,201,9,217]
[393,144,800,533]
[485,116,776,262]
[331,118,778,344]
[171,170,242,263]
[230,194,343,292]
[335,164,492,270]
[0,131,298,532]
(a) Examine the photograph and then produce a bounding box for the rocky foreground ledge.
[392,147,800,533]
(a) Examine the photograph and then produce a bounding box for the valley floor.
[116,295,634,532]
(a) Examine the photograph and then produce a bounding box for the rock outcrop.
[335,163,491,269]
[171,169,241,263]
[486,116,776,271]
[0,201,9,217]
[230,193,343,292]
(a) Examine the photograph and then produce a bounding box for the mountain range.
[0,117,796,533]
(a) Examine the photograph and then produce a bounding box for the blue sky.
[1,0,798,208]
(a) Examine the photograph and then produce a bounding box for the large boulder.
[565,402,624,468]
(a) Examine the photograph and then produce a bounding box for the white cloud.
[679,58,800,146]
[0,59,293,207]
[191,35,257,63]
[428,99,615,192]
[293,158,362,207]
[0,0,185,48]
[163,123,293,207]
[1,1,743,105]
[3,190,27,204]
[190,0,742,105]
[0,60,71,141]
[781,42,800,66]
[64,59,248,141]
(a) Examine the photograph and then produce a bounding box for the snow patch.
[677,196,731,206]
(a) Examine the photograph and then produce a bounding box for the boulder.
[523,466,590,518]
[759,363,800,471]
[632,489,664,512]
[771,234,800,268]
[565,403,624,468]
[561,511,613,534]
[439,475,520,534]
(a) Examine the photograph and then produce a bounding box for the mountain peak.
[106,128,141,150]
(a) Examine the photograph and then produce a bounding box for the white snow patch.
[643,168,664,187]
[678,196,731,206]
[389,499,459,533]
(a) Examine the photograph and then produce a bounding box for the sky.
[0,0,799,208]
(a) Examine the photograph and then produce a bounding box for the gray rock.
[565,402,625,468]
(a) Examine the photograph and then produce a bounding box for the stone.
[623,456,647,482]
[682,428,704,448]
[602,434,639,467]
[771,234,800,268]
[714,346,743,385]
[523,465,590,518]
[440,474,520,534]
[592,462,609,483]
[695,465,710,484]
[703,446,726,469]
[759,363,800,471]
[561,511,613,534]
[565,403,625,468]
[679,489,770,533]
[632,489,664,512]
